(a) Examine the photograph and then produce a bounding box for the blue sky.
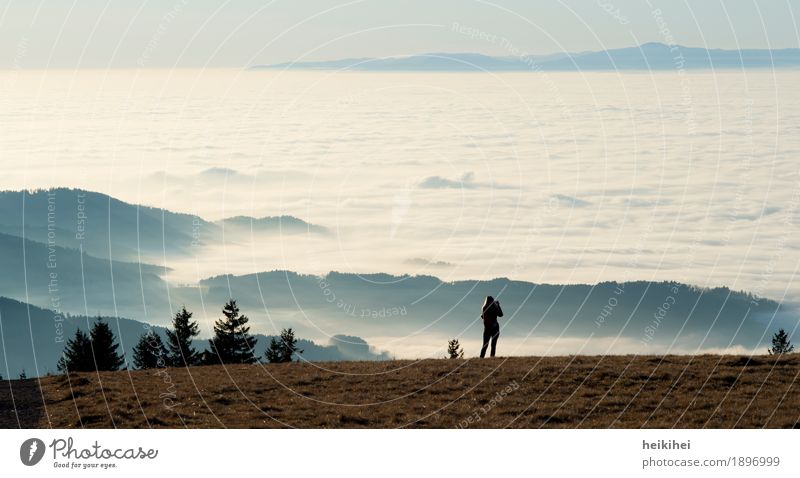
[0,0,798,68]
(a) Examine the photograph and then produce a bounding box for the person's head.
[483,296,494,310]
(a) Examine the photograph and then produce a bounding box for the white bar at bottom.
[0,429,795,477]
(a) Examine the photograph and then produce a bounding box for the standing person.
[480,296,503,358]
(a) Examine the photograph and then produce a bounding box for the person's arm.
[496,302,503,317]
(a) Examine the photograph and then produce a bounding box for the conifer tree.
[264,328,303,363]
[57,328,94,372]
[264,338,282,363]
[89,319,125,371]
[446,338,464,359]
[207,299,257,364]
[165,306,201,366]
[18,370,27,379]
[133,331,169,369]
[768,328,795,355]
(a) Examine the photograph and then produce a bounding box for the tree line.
[13,309,799,377]
[56,299,303,373]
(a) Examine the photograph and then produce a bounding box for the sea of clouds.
[1,68,798,308]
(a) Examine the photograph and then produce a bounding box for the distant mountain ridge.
[0,188,329,263]
[200,271,786,352]
[0,188,791,359]
[252,43,800,71]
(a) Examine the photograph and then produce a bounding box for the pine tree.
[133,331,168,369]
[264,328,303,363]
[165,306,201,366]
[768,329,795,355]
[18,370,27,379]
[447,338,464,359]
[57,328,94,372]
[264,338,283,363]
[89,319,125,371]
[207,299,257,364]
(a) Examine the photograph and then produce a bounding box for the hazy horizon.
[5,40,800,72]
[1,0,799,69]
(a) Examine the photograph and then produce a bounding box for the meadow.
[2,354,799,428]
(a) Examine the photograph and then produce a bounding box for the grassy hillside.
[2,355,799,428]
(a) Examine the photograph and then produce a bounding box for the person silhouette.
[479,296,503,358]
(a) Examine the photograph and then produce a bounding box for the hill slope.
[0,188,329,263]
[0,231,174,321]
[0,188,208,261]
[2,355,798,428]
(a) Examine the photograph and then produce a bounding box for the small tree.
[264,338,283,363]
[265,328,303,363]
[446,339,464,359]
[89,319,125,371]
[165,306,201,367]
[133,331,169,369]
[18,370,27,380]
[57,328,94,372]
[768,329,795,355]
[207,299,257,364]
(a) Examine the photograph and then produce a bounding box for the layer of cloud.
[418,171,515,190]
[404,257,455,268]
[551,194,592,208]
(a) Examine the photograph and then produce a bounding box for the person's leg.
[490,323,499,357]
[480,327,491,358]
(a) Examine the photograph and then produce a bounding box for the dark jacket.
[481,301,503,327]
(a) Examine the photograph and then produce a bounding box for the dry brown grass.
[2,355,800,428]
